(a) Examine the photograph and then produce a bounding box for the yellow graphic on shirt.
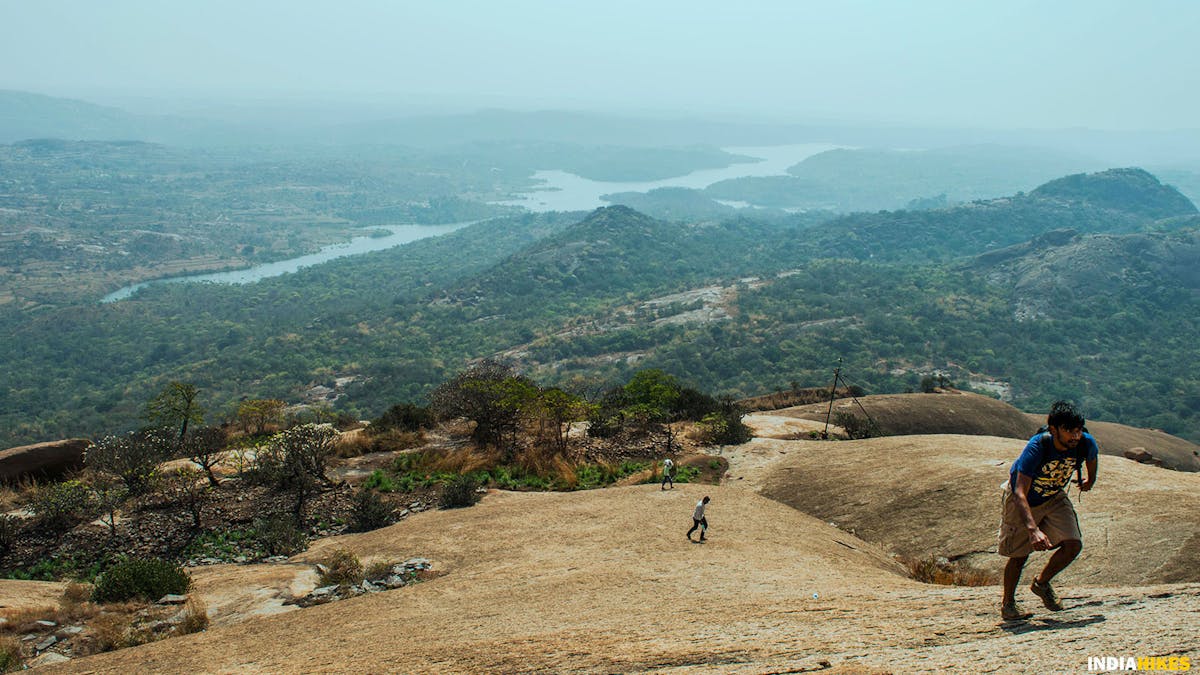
[1032,458,1077,498]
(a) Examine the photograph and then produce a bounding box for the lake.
[496,143,841,212]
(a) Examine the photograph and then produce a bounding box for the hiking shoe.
[1000,601,1032,621]
[1030,579,1063,611]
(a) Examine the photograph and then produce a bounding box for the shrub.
[0,605,59,635]
[349,488,394,532]
[318,548,364,587]
[362,470,396,492]
[30,479,94,531]
[364,560,394,582]
[92,558,191,603]
[86,428,172,495]
[61,581,92,608]
[0,636,23,673]
[79,612,129,654]
[252,514,307,557]
[0,515,18,553]
[438,474,480,509]
[902,555,997,587]
[833,411,875,439]
[369,403,432,434]
[367,429,425,453]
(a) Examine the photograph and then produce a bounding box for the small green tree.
[532,387,593,455]
[255,424,339,523]
[90,474,128,537]
[145,382,205,452]
[237,399,287,435]
[86,428,172,495]
[623,369,681,422]
[430,360,537,459]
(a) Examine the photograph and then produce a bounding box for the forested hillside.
[2,167,1198,446]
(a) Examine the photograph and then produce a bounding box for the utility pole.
[823,362,842,439]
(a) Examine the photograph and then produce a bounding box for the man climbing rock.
[997,401,1098,620]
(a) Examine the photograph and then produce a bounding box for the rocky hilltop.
[16,401,1197,674]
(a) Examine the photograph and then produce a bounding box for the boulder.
[0,439,90,484]
[1123,447,1164,466]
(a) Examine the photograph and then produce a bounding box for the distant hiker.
[687,496,710,542]
[997,401,1098,620]
[661,457,675,490]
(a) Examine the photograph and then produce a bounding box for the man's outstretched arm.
[1014,473,1052,550]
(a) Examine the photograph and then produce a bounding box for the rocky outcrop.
[1123,447,1164,467]
[0,439,90,484]
[285,558,433,608]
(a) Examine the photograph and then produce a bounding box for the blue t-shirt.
[1010,431,1099,507]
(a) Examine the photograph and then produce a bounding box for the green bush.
[252,514,308,557]
[438,474,480,509]
[369,403,432,434]
[362,470,396,492]
[30,479,94,531]
[833,411,875,439]
[91,558,191,603]
[349,488,394,532]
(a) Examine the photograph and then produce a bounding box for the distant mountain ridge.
[797,168,1196,263]
[1031,167,1198,219]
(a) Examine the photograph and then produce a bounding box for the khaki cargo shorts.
[997,482,1082,558]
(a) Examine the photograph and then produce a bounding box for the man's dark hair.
[1047,400,1085,430]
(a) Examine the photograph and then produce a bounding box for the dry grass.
[0,605,59,635]
[77,611,132,655]
[901,555,999,587]
[363,429,425,454]
[364,560,394,581]
[738,387,856,412]
[58,583,101,625]
[0,476,39,511]
[176,597,209,635]
[0,588,104,636]
[333,429,372,458]
[427,447,498,475]
[0,635,24,673]
[318,548,364,587]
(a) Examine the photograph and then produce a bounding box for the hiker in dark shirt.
[997,401,1098,620]
[687,496,710,542]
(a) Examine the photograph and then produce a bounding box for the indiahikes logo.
[1087,656,1190,672]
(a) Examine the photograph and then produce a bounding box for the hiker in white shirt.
[687,496,710,542]
[661,458,675,490]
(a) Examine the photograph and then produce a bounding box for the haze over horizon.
[3,0,1199,132]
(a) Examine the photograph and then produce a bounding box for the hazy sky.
[2,0,1197,130]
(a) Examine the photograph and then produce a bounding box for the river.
[100,222,470,302]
